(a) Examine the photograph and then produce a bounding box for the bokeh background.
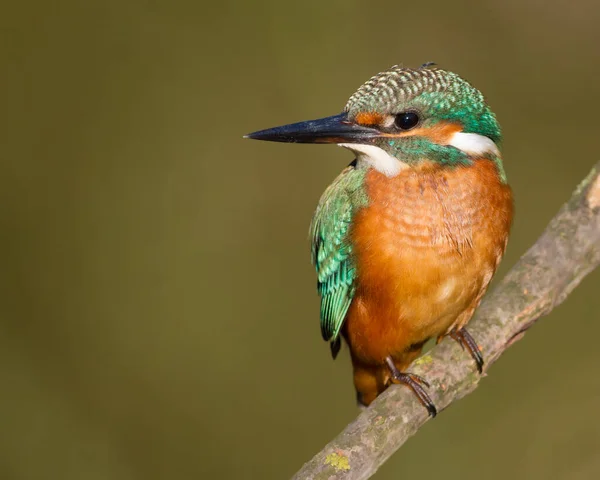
[2,1,600,479]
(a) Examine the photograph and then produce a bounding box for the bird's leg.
[449,327,484,373]
[384,356,437,417]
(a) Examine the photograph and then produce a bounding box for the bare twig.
[293,161,600,480]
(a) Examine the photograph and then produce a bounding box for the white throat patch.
[338,143,408,177]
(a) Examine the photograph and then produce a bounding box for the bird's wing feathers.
[309,163,368,358]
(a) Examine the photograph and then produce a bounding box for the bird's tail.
[351,350,423,407]
[351,359,391,407]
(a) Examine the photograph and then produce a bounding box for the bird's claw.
[450,328,484,373]
[385,357,437,417]
[391,371,430,389]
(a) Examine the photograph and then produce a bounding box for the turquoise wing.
[309,163,368,358]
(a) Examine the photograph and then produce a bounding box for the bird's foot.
[450,328,484,373]
[385,357,437,417]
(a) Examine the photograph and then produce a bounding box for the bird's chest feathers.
[351,160,512,320]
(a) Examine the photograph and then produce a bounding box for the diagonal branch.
[293,161,600,480]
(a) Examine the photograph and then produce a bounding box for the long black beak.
[244,112,380,144]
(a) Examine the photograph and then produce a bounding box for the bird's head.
[246,64,504,179]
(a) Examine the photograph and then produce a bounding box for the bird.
[245,64,513,416]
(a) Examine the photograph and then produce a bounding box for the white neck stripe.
[338,133,499,178]
[448,132,500,157]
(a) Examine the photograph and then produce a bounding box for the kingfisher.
[245,64,513,416]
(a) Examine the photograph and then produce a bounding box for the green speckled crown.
[344,65,501,143]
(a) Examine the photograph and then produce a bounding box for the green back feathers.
[310,162,368,358]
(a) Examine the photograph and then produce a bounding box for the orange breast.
[344,160,513,364]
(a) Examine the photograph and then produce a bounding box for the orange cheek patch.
[383,121,463,144]
[355,111,384,126]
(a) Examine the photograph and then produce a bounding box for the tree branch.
[293,161,600,480]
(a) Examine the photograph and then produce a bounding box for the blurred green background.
[2,1,600,479]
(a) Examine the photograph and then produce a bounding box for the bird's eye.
[394,112,420,130]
